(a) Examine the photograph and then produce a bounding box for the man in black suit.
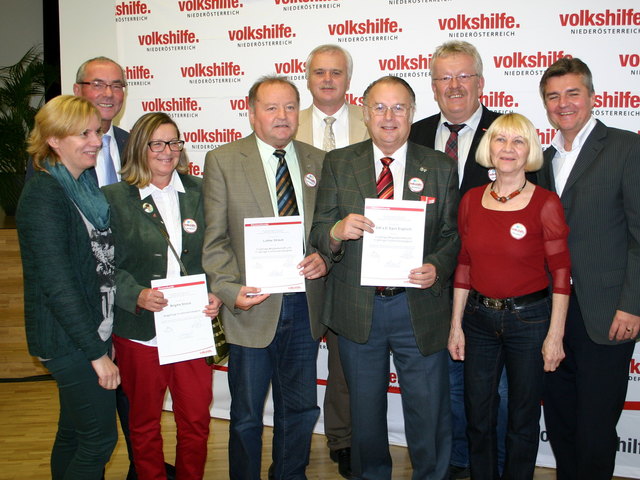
[537,57,640,480]
[408,41,507,480]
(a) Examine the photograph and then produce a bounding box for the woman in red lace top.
[448,113,571,480]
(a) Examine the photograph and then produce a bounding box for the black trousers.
[543,294,634,480]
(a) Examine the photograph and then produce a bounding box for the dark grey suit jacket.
[310,140,460,356]
[537,120,640,345]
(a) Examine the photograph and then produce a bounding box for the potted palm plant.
[0,47,49,216]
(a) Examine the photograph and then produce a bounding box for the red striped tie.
[377,157,394,200]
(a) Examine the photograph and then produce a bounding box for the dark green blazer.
[17,172,110,361]
[310,139,460,356]
[102,174,206,341]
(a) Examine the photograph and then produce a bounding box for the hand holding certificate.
[151,273,216,365]
[361,198,427,287]
[244,215,306,294]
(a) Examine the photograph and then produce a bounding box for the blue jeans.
[43,349,117,480]
[227,293,320,480]
[463,294,551,480]
[339,293,451,480]
[449,359,508,473]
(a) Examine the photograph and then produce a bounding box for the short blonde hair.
[120,112,188,188]
[475,113,543,172]
[27,95,101,170]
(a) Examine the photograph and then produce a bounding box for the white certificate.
[361,198,427,287]
[244,215,305,294]
[151,274,215,365]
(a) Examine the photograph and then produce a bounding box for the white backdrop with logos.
[59,0,640,476]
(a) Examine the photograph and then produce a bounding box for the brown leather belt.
[469,288,548,311]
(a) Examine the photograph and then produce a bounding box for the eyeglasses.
[365,103,413,116]
[147,140,185,152]
[431,74,479,84]
[77,80,127,92]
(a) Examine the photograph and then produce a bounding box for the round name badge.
[488,168,497,182]
[408,177,424,193]
[304,173,317,188]
[510,223,527,240]
[142,202,154,213]
[182,218,198,234]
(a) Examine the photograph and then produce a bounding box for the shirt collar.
[139,170,185,199]
[312,102,348,123]
[438,104,483,132]
[372,142,408,166]
[255,135,295,165]
[550,116,597,155]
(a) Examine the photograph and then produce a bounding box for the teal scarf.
[46,160,110,231]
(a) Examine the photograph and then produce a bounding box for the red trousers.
[113,335,213,480]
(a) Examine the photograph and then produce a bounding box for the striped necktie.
[377,157,394,200]
[274,149,299,216]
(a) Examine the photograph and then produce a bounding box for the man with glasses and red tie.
[311,75,459,480]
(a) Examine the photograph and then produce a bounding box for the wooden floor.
[3,378,630,480]
[0,226,631,480]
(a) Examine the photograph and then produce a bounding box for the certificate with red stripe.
[244,215,305,294]
[361,199,427,287]
[151,273,215,365]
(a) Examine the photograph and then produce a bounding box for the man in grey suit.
[537,57,640,480]
[202,76,327,480]
[296,43,368,479]
[311,76,459,480]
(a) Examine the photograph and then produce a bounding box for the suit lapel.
[542,148,558,194]
[133,184,167,234]
[177,175,200,240]
[240,135,275,218]
[294,141,321,238]
[402,144,430,201]
[561,121,605,197]
[347,104,368,144]
[351,141,377,200]
[297,108,314,145]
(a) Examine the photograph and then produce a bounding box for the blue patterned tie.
[274,149,299,216]
[102,134,118,186]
